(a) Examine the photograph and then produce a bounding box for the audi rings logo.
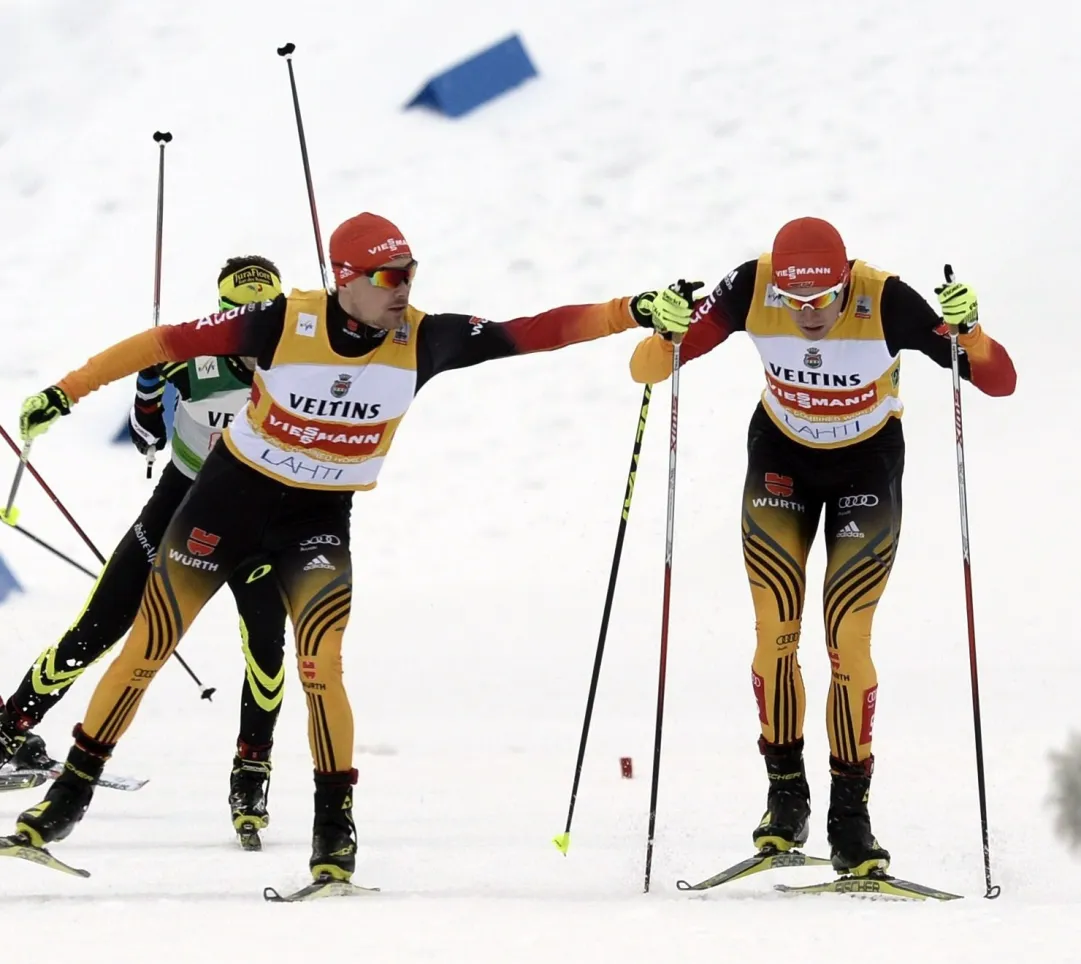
[300,534,342,551]
[838,494,879,509]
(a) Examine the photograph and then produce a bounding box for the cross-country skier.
[630,217,1016,877]
[10,211,664,891]
[0,257,288,850]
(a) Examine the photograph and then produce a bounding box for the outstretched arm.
[414,296,644,389]
[58,298,286,404]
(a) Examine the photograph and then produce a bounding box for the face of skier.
[776,280,846,340]
[337,254,416,331]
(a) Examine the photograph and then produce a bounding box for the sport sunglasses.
[773,279,846,312]
[333,260,418,290]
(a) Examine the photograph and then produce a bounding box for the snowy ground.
[1,0,1079,960]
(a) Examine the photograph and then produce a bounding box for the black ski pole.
[7,523,97,578]
[554,385,652,855]
[0,422,215,701]
[943,263,999,899]
[276,43,332,291]
[145,131,172,480]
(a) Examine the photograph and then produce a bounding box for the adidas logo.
[837,521,864,539]
[303,554,336,572]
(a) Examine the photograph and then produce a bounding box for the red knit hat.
[771,217,849,290]
[329,213,412,286]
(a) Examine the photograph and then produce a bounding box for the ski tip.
[0,506,20,527]
[552,832,570,855]
[263,886,284,902]
[96,776,149,792]
[674,879,693,891]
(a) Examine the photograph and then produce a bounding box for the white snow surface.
[0,0,1079,960]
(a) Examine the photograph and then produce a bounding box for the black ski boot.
[310,769,357,882]
[229,746,272,851]
[827,755,890,876]
[0,706,53,771]
[752,737,811,853]
[16,731,109,847]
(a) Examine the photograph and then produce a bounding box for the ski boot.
[0,706,54,771]
[16,731,109,847]
[229,746,271,851]
[752,737,810,853]
[827,755,890,876]
[310,768,357,882]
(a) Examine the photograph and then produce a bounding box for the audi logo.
[838,494,879,508]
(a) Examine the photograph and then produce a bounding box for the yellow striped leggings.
[79,446,354,775]
[741,414,903,764]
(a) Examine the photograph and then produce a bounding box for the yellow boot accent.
[753,834,797,853]
[15,804,48,848]
[311,862,352,882]
[845,855,891,877]
[233,812,269,832]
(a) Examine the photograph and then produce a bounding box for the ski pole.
[0,439,32,526]
[145,130,172,480]
[554,385,652,855]
[6,523,97,578]
[0,422,215,701]
[643,321,687,893]
[943,263,999,899]
[276,43,332,291]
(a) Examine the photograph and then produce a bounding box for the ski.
[236,824,263,852]
[263,878,380,902]
[775,871,963,901]
[0,771,48,792]
[91,771,148,792]
[0,762,148,793]
[0,834,90,877]
[676,849,832,891]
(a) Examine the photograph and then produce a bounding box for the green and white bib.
[171,356,251,478]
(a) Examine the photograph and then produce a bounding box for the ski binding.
[236,819,264,852]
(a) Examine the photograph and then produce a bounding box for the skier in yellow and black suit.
[0,257,287,850]
[629,217,1016,876]
[12,211,666,887]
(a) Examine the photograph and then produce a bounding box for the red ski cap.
[771,217,849,290]
[329,213,412,286]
